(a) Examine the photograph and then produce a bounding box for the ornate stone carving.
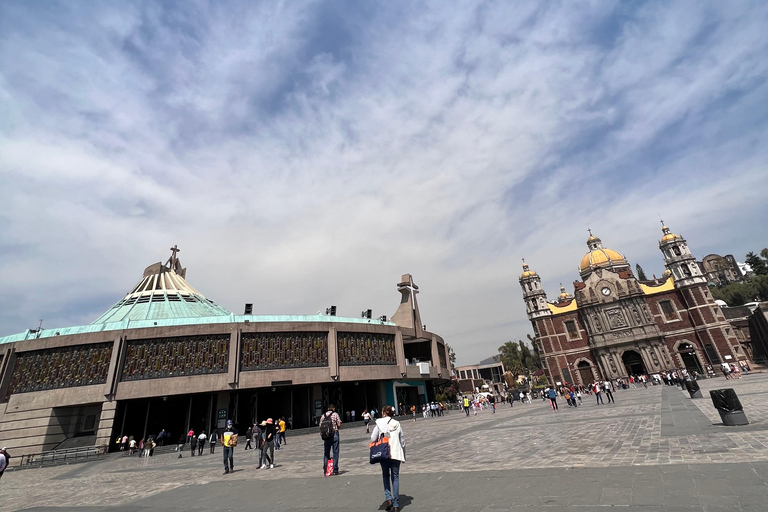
[9,342,113,394]
[605,308,627,329]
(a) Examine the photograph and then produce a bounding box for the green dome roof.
[91,251,231,324]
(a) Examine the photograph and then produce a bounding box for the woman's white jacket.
[371,417,406,462]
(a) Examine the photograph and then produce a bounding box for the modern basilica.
[520,224,745,386]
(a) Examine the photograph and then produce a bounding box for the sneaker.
[270,464,274,469]
[260,464,267,469]
[223,470,229,475]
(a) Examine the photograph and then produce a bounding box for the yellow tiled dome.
[660,225,679,242]
[579,248,627,272]
[520,261,537,278]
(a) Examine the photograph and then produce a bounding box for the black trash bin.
[684,379,703,399]
[710,388,749,426]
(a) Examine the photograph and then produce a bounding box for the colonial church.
[520,224,743,385]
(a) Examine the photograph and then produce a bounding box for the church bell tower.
[519,260,551,320]
[658,222,707,288]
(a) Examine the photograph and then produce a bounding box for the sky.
[1,1,767,365]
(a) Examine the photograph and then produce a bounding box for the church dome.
[579,231,628,273]
[660,224,680,243]
[557,284,572,301]
[520,261,537,278]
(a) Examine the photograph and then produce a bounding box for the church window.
[682,265,692,277]
[704,343,721,364]
[564,320,579,339]
[672,246,681,256]
[659,300,678,322]
[527,283,532,291]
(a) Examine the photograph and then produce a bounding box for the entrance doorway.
[678,343,703,374]
[621,350,647,376]
[576,361,595,385]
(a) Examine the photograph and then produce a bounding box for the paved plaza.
[5,374,768,511]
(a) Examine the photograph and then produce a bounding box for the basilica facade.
[521,224,744,386]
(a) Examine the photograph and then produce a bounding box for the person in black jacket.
[189,434,198,457]
[245,426,253,450]
[260,419,276,469]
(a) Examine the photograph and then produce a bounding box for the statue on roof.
[165,245,187,277]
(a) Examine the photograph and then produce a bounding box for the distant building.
[455,358,505,395]
[698,254,743,286]
[521,224,746,386]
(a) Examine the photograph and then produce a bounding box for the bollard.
[710,389,749,426]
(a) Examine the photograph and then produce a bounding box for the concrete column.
[103,332,124,400]
[430,336,440,375]
[227,329,239,387]
[328,327,338,378]
[395,330,406,377]
[0,347,16,403]
[95,400,118,449]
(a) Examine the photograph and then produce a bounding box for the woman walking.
[371,405,406,512]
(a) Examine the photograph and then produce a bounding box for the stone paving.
[5,373,768,511]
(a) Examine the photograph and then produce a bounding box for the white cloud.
[0,1,767,365]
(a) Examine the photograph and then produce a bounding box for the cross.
[169,245,180,266]
[587,228,593,237]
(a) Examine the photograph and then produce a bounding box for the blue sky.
[1,1,767,364]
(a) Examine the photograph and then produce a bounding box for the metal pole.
[142,401,150,441]
[185,396,192,434]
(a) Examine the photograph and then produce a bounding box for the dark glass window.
[659,300,677,322]
[565,320,579,339]
[704,343,721,364]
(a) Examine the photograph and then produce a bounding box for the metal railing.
[16,444,108,469]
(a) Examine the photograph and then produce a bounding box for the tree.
[635,264,648,281]
[711,274,768,306]
[746,251,768,276]
[497,341,523,379]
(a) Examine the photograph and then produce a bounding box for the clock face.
[601,287,611,296]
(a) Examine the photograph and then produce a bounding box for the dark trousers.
[549,398,558,410]
[222,446,233,472]
[606,391,614,403]
[210,442,216,454]
[323,432,340,474]
[198,442,205,455]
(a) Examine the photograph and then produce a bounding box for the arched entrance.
[576,360,595,385]
[622,350,647,376]
[677,342,703,374]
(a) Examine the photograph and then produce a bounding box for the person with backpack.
[370,406,406,512]
[320,404,342,476]
[221,420,238,474]
[209,430,218,454]
[189,433,198,457]
[547,387,558,411]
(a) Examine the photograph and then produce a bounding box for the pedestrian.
[261,418,276,469]
[576,390,582,405]
[0,447,9,481]
[411,404,416,421]
[547,387,558,411]
[245,425,253,450]
[221,420,238,474]
[189,433,198,457]
[177,434,185,458]
[604,381,615,404]
[351,409,356,423]
[128,437,137,455]
[594,382,604,405]
[463,396,471,415]
[121,435,128,451]
[371,406,406,512]
[255,420,266,468]
[489,394,496,413]
[278,417,287,447]
[138,438,144,457]
[319,404,342,476]
[145,437,155,457]
[209,430,218,454]
[198,431,207,455]
[157,429,166,447]
[363,409,372,432]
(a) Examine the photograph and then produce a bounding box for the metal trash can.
[684,379,703,399]
[709,388,749,426]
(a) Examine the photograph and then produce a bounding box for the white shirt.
[0,453,7,472]
[198,433,207,441]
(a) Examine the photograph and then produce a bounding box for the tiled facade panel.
[121,334,229,381]
[240,332,328,371]
[9,342,113,394]
[337,332,397,366]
